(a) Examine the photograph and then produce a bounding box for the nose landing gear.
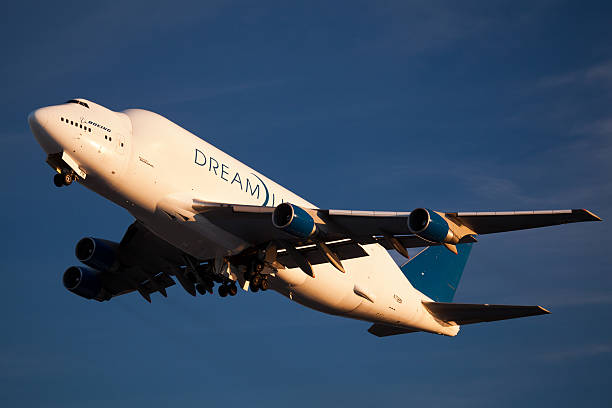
[53,170,76,187]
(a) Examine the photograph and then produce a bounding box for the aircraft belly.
[274,267,307,287]
[277,263,363,314]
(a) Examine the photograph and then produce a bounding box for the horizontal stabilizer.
[368,323,420,337]
[423,302,550,325]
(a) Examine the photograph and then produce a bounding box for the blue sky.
[1,1,611,406]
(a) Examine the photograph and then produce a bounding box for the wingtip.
[588,210,603,222]
[538,305,552,314]
[578,209,602,221]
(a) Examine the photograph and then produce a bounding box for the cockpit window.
[66,99,90,109]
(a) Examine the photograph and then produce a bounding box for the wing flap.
[277,239,369,268]
[423,302,550,325]
[140,272,176,295]
[101,270,176,300]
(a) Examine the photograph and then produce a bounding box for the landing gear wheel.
[251,284,259,293]
[218,285,228,297]
[205,280,214,294]
[228,284,238,296]
[254,262,264,273]
[63,172,74,186]
[53,173,64,187]
[251,275,262,287]
[260,278,270,291]
[196,283,207,295]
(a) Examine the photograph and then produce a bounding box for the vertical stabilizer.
[400,243,473,302]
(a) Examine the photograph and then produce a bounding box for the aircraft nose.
[28,106,61,154]
[28,108,49,128]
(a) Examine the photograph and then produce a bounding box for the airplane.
[27,98,601,337]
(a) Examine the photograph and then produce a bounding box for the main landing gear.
[193,276,238,298]
[188,262,239,299]
[244,261,271,292]
[195,279,214,296]
[184,254,274,299]
[53,170,75,187]
[218,283,238,297]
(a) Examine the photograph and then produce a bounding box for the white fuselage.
[28,99,458,336]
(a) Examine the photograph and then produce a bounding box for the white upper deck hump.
[121,108,316,209]
[69,98,132,133]
[121,108,188,138]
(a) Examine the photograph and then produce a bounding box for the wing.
[192,200,476,246]
[94,222,191,302]
[187,200,599,275]
[192,199,600,251]
[87,202,600,301]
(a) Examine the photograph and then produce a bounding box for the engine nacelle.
[408,208,459,244]
[63,266,103,300]
[272,203,316,239]
[75,237,118,272]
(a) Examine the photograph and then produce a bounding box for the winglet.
[537,305,552,314]
[581,209,602,222]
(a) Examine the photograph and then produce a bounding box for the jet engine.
[63,266,104,300]
[272,203,317,238]
[408,208,459,244]
[75,237,119,272]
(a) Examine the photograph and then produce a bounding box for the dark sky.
[1,1,611,406]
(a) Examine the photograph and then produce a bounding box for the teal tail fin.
[400,243,473,302]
